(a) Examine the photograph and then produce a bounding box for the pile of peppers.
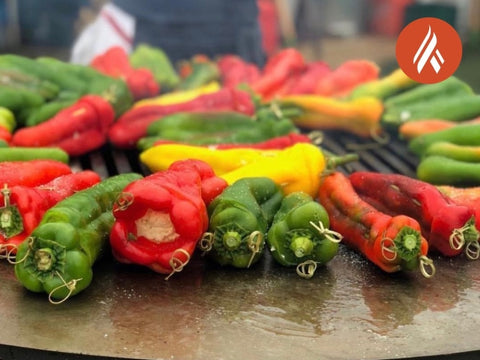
[6,44,480,307]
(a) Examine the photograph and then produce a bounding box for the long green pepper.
[14,172,142,304]
[202,177,284,268]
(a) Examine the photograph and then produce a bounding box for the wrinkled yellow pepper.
[140,142,330,197]
[133,81,221,108]
[220,143,326,197]
[140,143,279,175]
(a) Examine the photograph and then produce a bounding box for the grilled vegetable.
[0,171,101,256]
[349,171,479,259]
[14,172,142,303]
[266,191,341,278]
[317,172,434,277]
[202,177,284,268]
[109,160,227,277]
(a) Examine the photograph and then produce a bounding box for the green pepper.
[25,98,77,127]
[0,54,87,94]
[37,57,133,118]
[422,141,480,162]
[14,172,142,304]
[137,109,298,150]
[349,68,419,100]
[129,44,180,90]
[0,86,45,114]
[384,76,473,108]
[266,192,341,278]
[408,123,480,156]
[176,59,220,91]
[380,77,478,129]
[0,147,69,163]
[0,106,16,133]
[0,67,59,100]
[417,155,480,186]
[203,177,284,268]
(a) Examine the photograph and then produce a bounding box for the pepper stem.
[223,231,242,251]
[290,236,314,258]
[325,152,359,169]
[450,218,480,260]
[35,248,55,271]
[1,184,10,207]
[0,184,24,238]
[392,226,422,262]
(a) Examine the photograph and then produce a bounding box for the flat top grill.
[2,131,480,360]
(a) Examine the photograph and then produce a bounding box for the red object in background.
[108,88,256,148]
[369,0,414,36]
[257,0,280,57]
[90,46,159,100]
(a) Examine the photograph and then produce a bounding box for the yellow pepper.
[133,81,221,108]
[349,68,418,100]
[139,143,279,175]
[280,95,384,138]
[140,142,357,198]
[220,143,326,197]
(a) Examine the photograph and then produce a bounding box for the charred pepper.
[267,191,342,278]
[14,172,142,303]
[110,160,227,277]
[202,177,284,268]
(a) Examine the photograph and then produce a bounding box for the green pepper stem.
[391,226,422,263]
[223,231,242,251]
[290,236,314,258]
[326,152,359,169]
[35,248,55,271]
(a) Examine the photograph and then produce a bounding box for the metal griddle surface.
[0,131,479,360]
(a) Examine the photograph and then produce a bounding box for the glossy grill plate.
[1,131,480,360]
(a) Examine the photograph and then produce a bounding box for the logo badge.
[396,17,462,84]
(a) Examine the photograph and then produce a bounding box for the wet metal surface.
[1,132,480,359]
[1,249,480,360]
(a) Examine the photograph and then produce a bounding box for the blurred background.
[0,0,479,89]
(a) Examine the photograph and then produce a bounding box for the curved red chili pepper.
[349,172,479,258]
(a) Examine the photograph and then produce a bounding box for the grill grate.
[69,130,419,179]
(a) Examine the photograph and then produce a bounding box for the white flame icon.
[413,26,445,74]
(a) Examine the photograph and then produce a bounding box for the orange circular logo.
[396,17,462,84]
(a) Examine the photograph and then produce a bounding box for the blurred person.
[71,0,265,66]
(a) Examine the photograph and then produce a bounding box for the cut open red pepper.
[109,159,227,278]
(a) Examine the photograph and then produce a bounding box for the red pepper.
[277,61,331,96]
[251,48,306,100]
[318,172,434,277]
[11,95,115,156]
[90,46,160,100]
[0,170,101,255]
[217,54,261,88]
[109,159,227,277]
[152,132,312,150]
[438,186,480,221]
[314,60,379,98]
[0,159,71,187]
[349,172,479,259]
[0,126,11,143]
[108,88,255,148]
